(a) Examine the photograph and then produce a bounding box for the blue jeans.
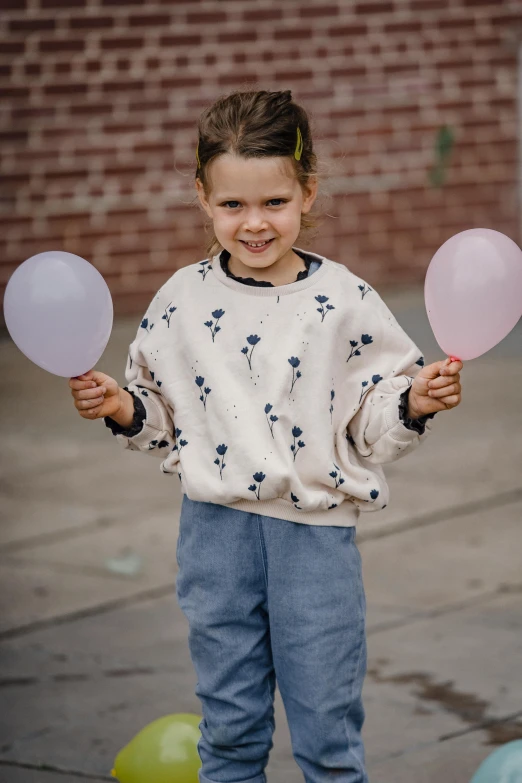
[176,496,368,783]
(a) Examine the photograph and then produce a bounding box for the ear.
[301,175,318,214]
[195,178,213,219]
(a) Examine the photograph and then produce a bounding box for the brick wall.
[1,0,521,318]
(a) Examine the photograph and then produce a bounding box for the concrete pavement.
[1,283,521,783]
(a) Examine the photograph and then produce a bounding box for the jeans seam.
[343,534,367,782]
[344,632,366,782]
[256,515,269,590]
[256,516,275,739]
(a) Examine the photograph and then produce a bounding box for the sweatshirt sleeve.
[104,294,176,458]
[347,295,436,465]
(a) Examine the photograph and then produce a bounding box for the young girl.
[70,89,462,783]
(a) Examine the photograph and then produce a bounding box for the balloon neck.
[449,356,461,362]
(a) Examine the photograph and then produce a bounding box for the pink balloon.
[424,229,522,361]
[3,251,113,377]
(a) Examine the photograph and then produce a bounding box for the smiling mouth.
[240,239,275,248]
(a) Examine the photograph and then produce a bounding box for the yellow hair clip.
[196,140,201,168]
[294,126,303,161]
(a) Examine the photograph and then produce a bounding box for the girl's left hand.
[408,357,463,418]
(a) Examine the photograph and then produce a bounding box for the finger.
[71,386,106,400]
[440,360,463,376]
[74,399,103,411]
[428,373,460,390]
[439,393,461,407]
[75,393,105,410]
[70,378,98,391]
[80,407,101,419]
[420,360,454,381]
[428,382,460,398]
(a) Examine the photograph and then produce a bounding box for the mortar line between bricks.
[0,583,174,642]
[357,487,522,543]
[0,758,113,781]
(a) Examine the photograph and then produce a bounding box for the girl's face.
[195,153,317,272]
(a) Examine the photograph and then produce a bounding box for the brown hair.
[194,89,324,259]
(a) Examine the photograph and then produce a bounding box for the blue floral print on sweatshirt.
[248,472,266,500]
[205,309,225,342]
[347,334,374,363]
[242,335,261,370]
[315,294,335,322]
[214,444,227,479]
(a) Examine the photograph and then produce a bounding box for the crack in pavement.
[357,486,522,543]
[0,583,175,641]
[0,499,174,555]
[0,758,113,780]
[0,554,162,583]
[2,487,520,559]
[367,659,522,751]
[439,709,522,745]
[368,709,522,767]
[1,576,520,646]
[0,664,188,689]
[367,582,522,636]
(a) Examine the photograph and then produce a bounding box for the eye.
[220,199,288,209]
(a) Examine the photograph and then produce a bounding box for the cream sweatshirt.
[105,247,436,527]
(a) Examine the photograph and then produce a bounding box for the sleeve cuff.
[398,385,436,435]
[104,387,146,437]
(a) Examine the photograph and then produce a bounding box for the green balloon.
[112,713,202,783]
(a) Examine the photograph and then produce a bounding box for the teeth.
[245,240,270,247]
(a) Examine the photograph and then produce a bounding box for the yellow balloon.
[112,713,202,783]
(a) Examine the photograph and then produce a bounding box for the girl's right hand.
[69,370,121,420]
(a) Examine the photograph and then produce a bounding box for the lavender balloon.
[425,229,522,361]
[3,251,113,377]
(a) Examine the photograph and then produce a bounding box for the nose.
[242,208,268,232]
